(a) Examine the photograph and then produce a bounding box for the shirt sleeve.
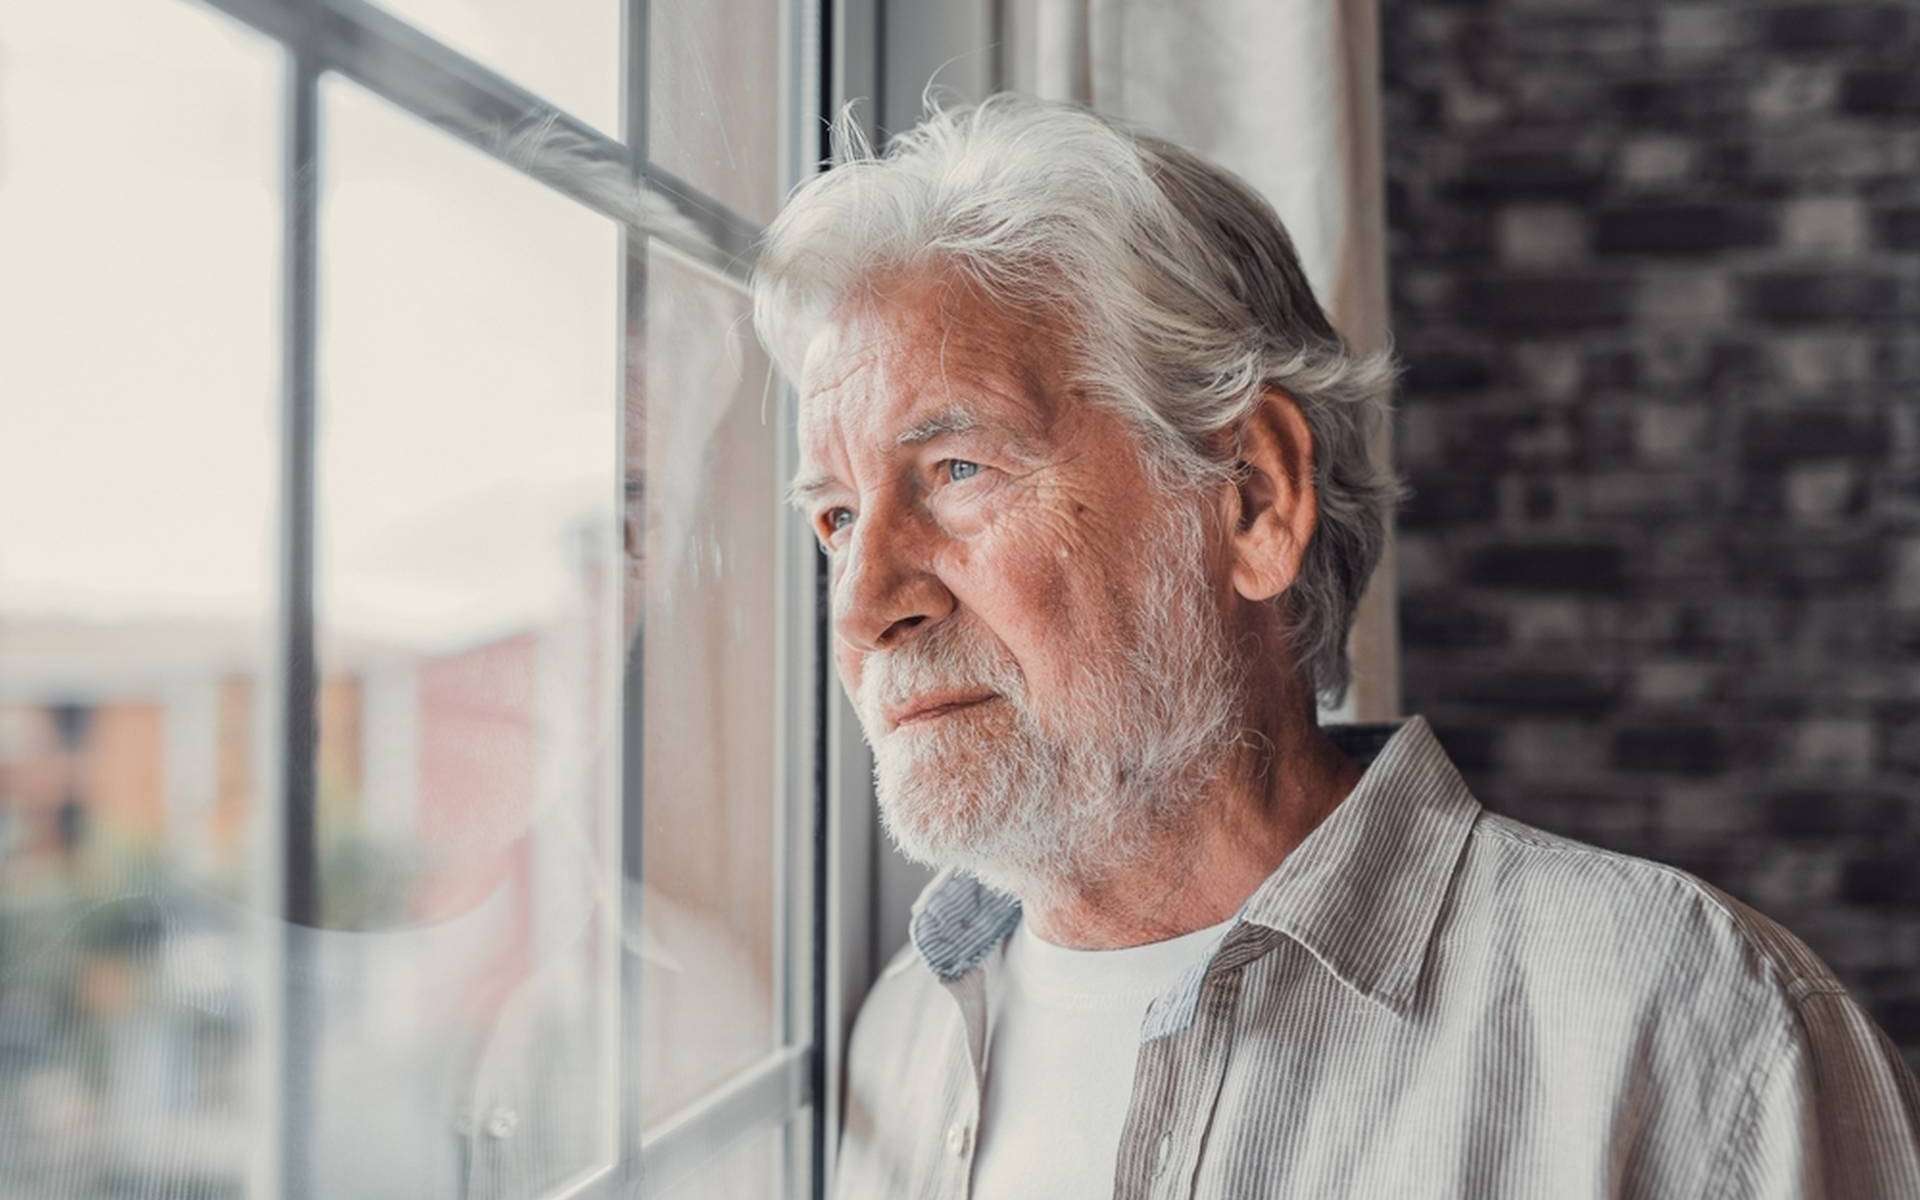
[1714,990,1920,1199]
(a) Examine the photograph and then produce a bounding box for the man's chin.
[877,789,1075,904]
[874,764,1008,866]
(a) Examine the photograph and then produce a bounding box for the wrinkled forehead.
[795,271,1063,446]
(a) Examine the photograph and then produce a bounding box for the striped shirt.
[833,714,1920,1198]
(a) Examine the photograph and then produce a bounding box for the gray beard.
[855,495,1249,904]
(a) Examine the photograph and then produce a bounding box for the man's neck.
[1018,698,1365,951]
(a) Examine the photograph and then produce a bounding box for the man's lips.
[885,691,999,730]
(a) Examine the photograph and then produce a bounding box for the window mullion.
[625,0,650,161]
[274,32,322,1200]
[617,0,651,1172]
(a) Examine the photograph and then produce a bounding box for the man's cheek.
[833,647,866,705]
[995,526,1088,628]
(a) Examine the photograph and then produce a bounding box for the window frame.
[178,0,831,1194]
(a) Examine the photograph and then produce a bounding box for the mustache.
[857,620,1025,718]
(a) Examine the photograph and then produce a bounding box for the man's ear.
[1226,387,1317,603]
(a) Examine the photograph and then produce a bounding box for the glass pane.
[649,0,783,224]
[370,0,621,136]
[0,3,281,1197]
[630,244,782,1127]
[313,77,622,1198]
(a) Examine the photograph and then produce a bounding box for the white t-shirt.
[973,912,1236,1199]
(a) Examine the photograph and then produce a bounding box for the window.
[0,0,827,1196]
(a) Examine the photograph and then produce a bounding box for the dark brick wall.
[1382,0,1920,1071]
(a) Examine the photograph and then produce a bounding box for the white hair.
[752,92,1406,708]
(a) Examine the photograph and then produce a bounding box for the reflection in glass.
[3,1,805,1192]
[0,3,281,1196]
[649,0,783,224]
[313,78,621,1197]
[632,243,783,1128]
[369,0,621,136]
[659,1114,795,1199]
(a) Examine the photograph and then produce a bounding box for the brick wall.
[1381,0,1920,1070]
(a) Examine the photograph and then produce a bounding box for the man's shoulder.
[1455,811,1844,1010]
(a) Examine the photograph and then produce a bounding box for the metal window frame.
[203,0,762,280]
[183,0,830,1194]
[271,25,322,1200]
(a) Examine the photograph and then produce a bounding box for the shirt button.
[1153,1131,1173,1177]
[945,1120,972,1158]
[485,1107,519,1140]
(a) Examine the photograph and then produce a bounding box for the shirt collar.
[1224,713,1480,1015]
[906,714,1481,1024]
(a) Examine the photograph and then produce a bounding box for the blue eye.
[824,508,854,533]
[946,459,982,482]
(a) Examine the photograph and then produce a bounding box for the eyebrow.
[785,404,1033,511]
[895,406,980,446]
[787,406,983,509]
[784,474,838,511]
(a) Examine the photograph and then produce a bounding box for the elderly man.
[752,95,1920,1198]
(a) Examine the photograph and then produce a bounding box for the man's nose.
[832,505,955,652]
